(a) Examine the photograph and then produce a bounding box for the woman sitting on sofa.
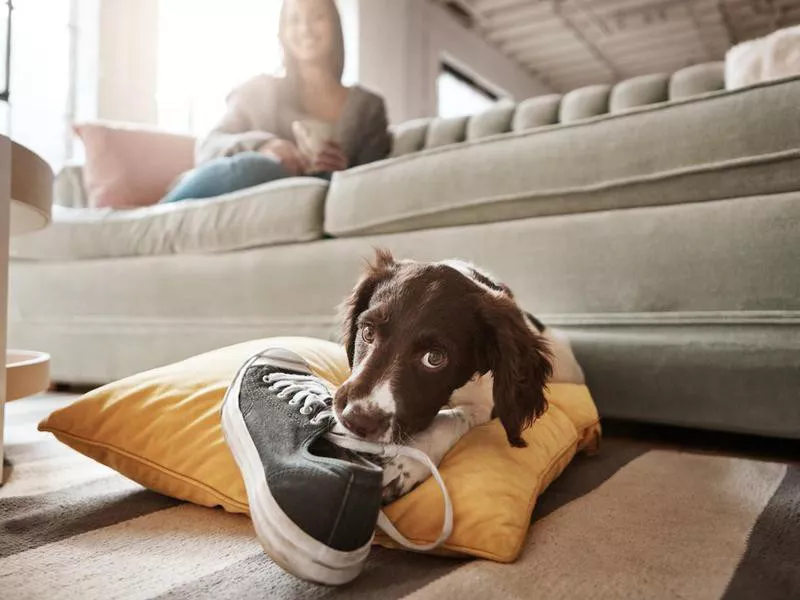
[162,0,391,204]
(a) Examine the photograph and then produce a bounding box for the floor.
[5,392,798,599]
[602,418,800,464]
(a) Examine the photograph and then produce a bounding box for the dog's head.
[334,249,552,447]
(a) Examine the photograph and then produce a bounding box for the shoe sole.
[221,347,372,586]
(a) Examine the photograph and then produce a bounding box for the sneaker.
[221,347,453,586]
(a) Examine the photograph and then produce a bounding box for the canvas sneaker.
[221,348,452,586]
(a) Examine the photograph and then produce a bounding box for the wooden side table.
[1,136,53,477]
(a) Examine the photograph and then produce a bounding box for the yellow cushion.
[39,336,600,563]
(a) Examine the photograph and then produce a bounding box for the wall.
[72,0,101,143]
[427,2,551,100]
[337,0,361,86]
[355,0,551,123]
[98,0,159,124]
[355,0,418,123]
[97,0,353,128]
[92,0,550,128]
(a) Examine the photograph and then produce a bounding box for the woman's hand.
[259,139,310,176]
[310,142,349,173]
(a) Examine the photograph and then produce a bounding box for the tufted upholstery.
[466,101,517,140]
[609,73,670,112]
[327,66,800,237]
[669,62,726,99]
[391,62,726,158]
[424,116,468,149]
[559,84,612,123]
[511,94,561,131]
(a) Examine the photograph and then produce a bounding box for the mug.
[292,119,335,158]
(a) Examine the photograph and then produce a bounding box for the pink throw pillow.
[74,122,196,209]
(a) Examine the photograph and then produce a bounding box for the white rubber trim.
[250,347,314,373]
[221,348,373,586]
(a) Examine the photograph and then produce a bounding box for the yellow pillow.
[39,337,600,563]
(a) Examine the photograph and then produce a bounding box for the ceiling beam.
[552,0,620,80]
[487,17,570,46]
[431,0,560,94]
[484,3,551,33]
[570,0,612,37]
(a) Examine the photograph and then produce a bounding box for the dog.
[333,249,584,501]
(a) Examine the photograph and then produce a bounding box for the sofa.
[8,62,800,439]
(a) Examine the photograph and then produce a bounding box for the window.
[5,0,77,169]
[0,0,11,102]
[157,0,283,136]
[437,62,498,119]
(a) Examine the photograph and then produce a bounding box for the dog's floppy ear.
[341,248,396,366]
[478,293,553,448]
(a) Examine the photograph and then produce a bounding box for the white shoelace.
[265,373,454,552]
[265,373,335,425]
[325,433,454,552]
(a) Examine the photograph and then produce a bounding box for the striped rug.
[1,395,797,600]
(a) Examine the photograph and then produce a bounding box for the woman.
[162,0,391,203]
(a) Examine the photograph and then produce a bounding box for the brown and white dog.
[333,250,584,501]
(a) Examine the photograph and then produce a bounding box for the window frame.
[440,61,499,105]
[0,0,12,102]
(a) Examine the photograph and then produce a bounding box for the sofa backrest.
[54,163,89,209]
[56,62,726,208]
[390,62,725,158]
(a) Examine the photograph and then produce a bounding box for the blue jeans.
[161,152,330,204]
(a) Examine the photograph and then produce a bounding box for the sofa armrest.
[54,162,88,208]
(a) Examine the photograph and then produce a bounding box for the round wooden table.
[5,140,53,400]
[10,142,53,235]
[2,136,53,474]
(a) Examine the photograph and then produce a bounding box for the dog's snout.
[340,403,390,440]
[333,384,350,412]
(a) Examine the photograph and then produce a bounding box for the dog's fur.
[334,250,584,501]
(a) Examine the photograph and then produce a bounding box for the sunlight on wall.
[157,0,283,136]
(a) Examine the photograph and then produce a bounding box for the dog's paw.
[381,456,431,504]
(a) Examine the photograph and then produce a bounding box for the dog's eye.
[421,350,447,370]
[361,325,376,344]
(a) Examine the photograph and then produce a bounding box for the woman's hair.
[278,0,346,84]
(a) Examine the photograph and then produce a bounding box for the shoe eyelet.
[299,406,312,416]
[262,375,270,383]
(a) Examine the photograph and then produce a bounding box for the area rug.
[1,395,797,600]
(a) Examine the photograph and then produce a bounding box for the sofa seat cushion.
[325,76,800,237]
[11,178,328,260]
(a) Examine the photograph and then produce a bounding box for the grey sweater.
[196,75,392,167]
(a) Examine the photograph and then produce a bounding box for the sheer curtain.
[0,0,98,170]
[6,0,73,168]
[157,0,283,137]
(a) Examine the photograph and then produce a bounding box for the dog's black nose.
[341,402,390,440]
